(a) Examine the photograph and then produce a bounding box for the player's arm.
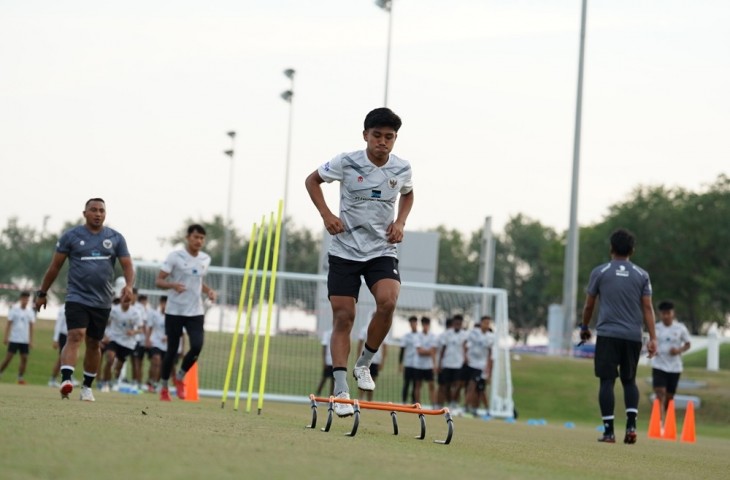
[642,295,657,357]
[304,170,344,235]
[387,190,413,244]
[29,320,34,348]
[118,256,136,303]
[35,252,68,311]
[156,270,185,293]
[579,294,597,343]
[202,282,217,301]
[677,327,691,355]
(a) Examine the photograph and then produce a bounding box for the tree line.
[2,174,728,333]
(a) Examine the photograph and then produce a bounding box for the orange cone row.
[647,398,696,443]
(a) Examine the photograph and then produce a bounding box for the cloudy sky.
[1,0,728,261]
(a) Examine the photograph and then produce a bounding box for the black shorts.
[438,367,462,385]
[7,342,29,355]
[416,368,434,382]
[132,342,146,359]
[108,341,134,362]
[147,347,165,360]
[369,363,380,378]
[327,255,400,300]
[65,302,111,341]
[165,314,204,338]
[652,368,681,394]
[464,365,483,384]
[403,366,418,382]
[594,335,642,382]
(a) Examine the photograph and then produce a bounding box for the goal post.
[132,260,513,416]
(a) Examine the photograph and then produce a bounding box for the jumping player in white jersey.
[156,224,216,401]
[305,107,414,417]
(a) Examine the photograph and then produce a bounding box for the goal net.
[133,260,514,417]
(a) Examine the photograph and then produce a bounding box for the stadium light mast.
[562,0,588,354]
[375,0,394,107]
[220,131,236,332]
[276,68,295,333]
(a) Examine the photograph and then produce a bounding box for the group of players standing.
[400,313,495,416]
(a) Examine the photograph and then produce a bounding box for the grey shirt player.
[318,149,413,261]
[585,259,652,342]
[57,226,131,308]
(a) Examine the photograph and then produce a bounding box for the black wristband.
[35,290,47,298]
[579,324,588,331]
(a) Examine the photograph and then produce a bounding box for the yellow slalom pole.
[257,199,284,414]
[233,218,265,411]
[246,212,274,413]
[220,223,257,409]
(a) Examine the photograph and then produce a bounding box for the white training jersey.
[415,332,438,370]
[133,302,148,344]
[466,329,495,370]
[439,329,467,369]
[7,303,35,344]
[161,249,211,316]
[318,150,413,262]
[652,320,691,373]
[321,329,332,366]
[400,331,420,368]
[147,308,167,351]
[53,304,67,342]
[358,325,384,364]
[108,304,143,350]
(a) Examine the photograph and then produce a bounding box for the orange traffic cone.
[662,399,677,440]
[680,400,696,443]
[183,363,200,402]
[648,398,662,439]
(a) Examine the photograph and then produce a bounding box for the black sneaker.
[597,433,616,443]
[624,429,637,444]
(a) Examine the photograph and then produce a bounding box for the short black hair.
[364,108,402,132]
[658,300,674,311]
[610,228,635,256]
[188,224,207,236]
[20,291,31,297]
[408,316,418,322]
[160,295,168,302]
[85,198,105,208]
[452,314,464,322]
[420,316,431,324]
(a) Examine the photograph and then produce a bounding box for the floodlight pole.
[276,68,295,333]
[220,131,236,332]
[375,0,394,107]
[562,0,588,354]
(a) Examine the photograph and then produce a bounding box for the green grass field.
[1,384,729,480]
[1,318,729,479]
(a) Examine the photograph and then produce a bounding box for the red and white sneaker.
[174,377,186,400]
[60,380,73,399]
[160,387,172,402]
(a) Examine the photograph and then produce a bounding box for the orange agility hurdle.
[306,394,454,445]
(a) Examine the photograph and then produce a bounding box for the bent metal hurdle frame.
[306,394,454,445]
